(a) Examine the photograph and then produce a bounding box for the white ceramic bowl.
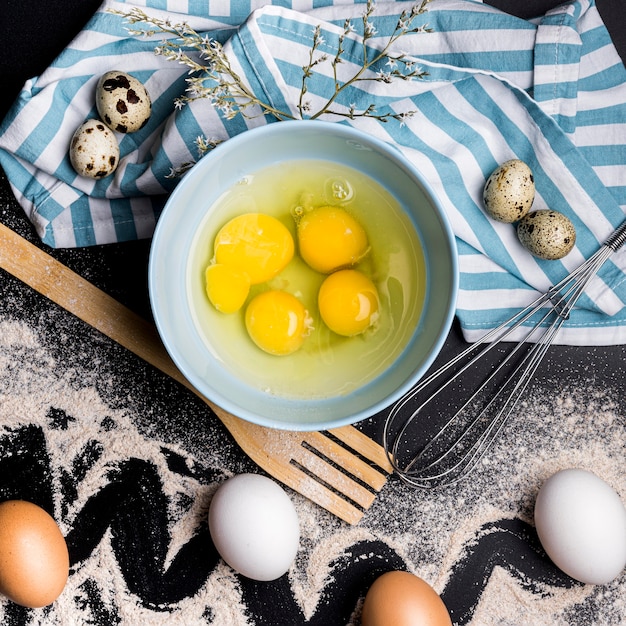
[149,121,458,431]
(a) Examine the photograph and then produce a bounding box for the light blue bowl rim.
[149,120,459,431]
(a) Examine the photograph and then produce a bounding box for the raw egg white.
[361,571,452,626]
[189,158,426,399]
[534,468,626,584]
[208,474,300,581]
[0,500,69,608]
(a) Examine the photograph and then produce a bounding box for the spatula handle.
[0,223,196,389]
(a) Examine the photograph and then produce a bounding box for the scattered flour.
[0,317,624,625]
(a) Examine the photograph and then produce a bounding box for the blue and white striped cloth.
[1,0,625,345]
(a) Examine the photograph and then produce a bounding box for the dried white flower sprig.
[110,0,432,125]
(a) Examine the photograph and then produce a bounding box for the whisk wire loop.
[384,220,626,489]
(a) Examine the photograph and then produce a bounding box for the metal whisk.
[383,219,626,489]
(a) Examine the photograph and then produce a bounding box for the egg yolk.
[297,206,369,274]
[214,213,294,285]
[205,263,251,313]
[318,269,379,337]
[245,290,311,355]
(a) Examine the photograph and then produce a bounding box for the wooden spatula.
[0,222,392,524]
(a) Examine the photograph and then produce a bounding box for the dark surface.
[0,0,104,123]
[0,2,625,624]
[490,0,626,55]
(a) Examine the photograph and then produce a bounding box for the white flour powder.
[0,318,624,625]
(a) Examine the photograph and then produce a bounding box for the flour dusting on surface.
[0,317,624,625]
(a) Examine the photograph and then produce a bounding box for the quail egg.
[69,119,120,179]
[96,71,151,133]
[483,159,535,223]
[517,210,576,260]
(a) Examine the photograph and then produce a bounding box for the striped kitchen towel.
[0,0,625,345]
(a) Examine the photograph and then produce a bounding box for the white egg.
[534,468,626,584]
[517,210,576,260]
[96,71,151,134]
[69,119,119,179]
[208,474,300,581]
[483,159,535,223]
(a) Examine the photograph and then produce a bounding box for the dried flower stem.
[111,1,431,122]
[308,0,432,122]
[109,1,432,170]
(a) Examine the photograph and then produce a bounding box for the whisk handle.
[604,219,626,251]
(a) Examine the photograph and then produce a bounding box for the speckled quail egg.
[96,71,151,133]
[483,159,535,223]
[69,119,120,179]
[517,210,577,260]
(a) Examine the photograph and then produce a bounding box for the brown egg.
[0,500,69,608]
[361,571,452,626]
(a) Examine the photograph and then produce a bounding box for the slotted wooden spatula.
[0,222,392,524]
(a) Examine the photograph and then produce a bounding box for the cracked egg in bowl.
[149,121,457,431]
